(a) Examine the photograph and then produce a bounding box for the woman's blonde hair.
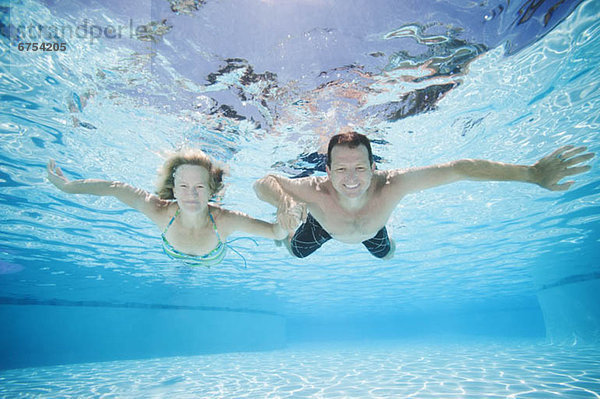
[156,149,225,200]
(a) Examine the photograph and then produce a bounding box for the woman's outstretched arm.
[217,208,289,240]
[47,159,169,224]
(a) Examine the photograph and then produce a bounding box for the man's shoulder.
[309,175,329,186]
[302,175,331,197]
[283,174,328,189]
[376,168,411,183]
[372,169,397,186]
[286,175,331,202]
[371,169,409,199]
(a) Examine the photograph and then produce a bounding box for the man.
[253,131,594,259]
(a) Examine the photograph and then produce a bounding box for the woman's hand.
[272,222,290,240]
[47,159,75,193]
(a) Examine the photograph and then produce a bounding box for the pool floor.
[1,340,599,398]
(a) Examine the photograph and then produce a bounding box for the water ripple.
[0,0,598,319]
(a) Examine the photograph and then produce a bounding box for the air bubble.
[483,5,504,22]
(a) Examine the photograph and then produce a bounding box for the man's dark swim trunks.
[290,213,392,258]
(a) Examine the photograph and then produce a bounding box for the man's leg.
[362,226,394,259]
[288,213,332,258]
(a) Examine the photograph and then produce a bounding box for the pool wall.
[3,283,600,370]
[286,305,546,343]
[0,304,286,370]
[538,279,600,344]
[0,300,548,370]
[530,241,600,344]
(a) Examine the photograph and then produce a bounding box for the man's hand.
[531,145,594,191]
[277,196,306,232]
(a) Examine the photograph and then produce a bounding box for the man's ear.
[371,162,376,172]
[326,165,331,177]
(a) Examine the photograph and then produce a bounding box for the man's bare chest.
[308,196,395,243]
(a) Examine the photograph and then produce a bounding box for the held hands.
[46,159,74,193]
[277,196,306,232]
[272,223,290,240]
[531,146,594,191]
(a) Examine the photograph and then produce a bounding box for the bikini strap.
[163,208,180,235]
[208,209,222,243]
[225,237,259,269]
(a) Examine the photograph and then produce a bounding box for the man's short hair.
[327,131,373,167]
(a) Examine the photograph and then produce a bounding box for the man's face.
[326,144,375,199]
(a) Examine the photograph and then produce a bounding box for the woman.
[47,149,288,267]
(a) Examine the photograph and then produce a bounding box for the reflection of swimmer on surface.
[168,0,205,15]
[254,131,595,260]
[47,149,288,267]
[68,91,96,129]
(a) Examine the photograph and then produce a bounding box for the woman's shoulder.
[209,204,256,228]
[154,199,177,215]
[209,204,240,221]
[208,205,244,238]
[153,201,179,229]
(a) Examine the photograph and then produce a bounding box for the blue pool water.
[1,0,600,397]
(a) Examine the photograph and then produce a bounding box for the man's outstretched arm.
[253,174,314,231]
[389,145,594,197]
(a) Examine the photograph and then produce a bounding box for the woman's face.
[172,164,212,212]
